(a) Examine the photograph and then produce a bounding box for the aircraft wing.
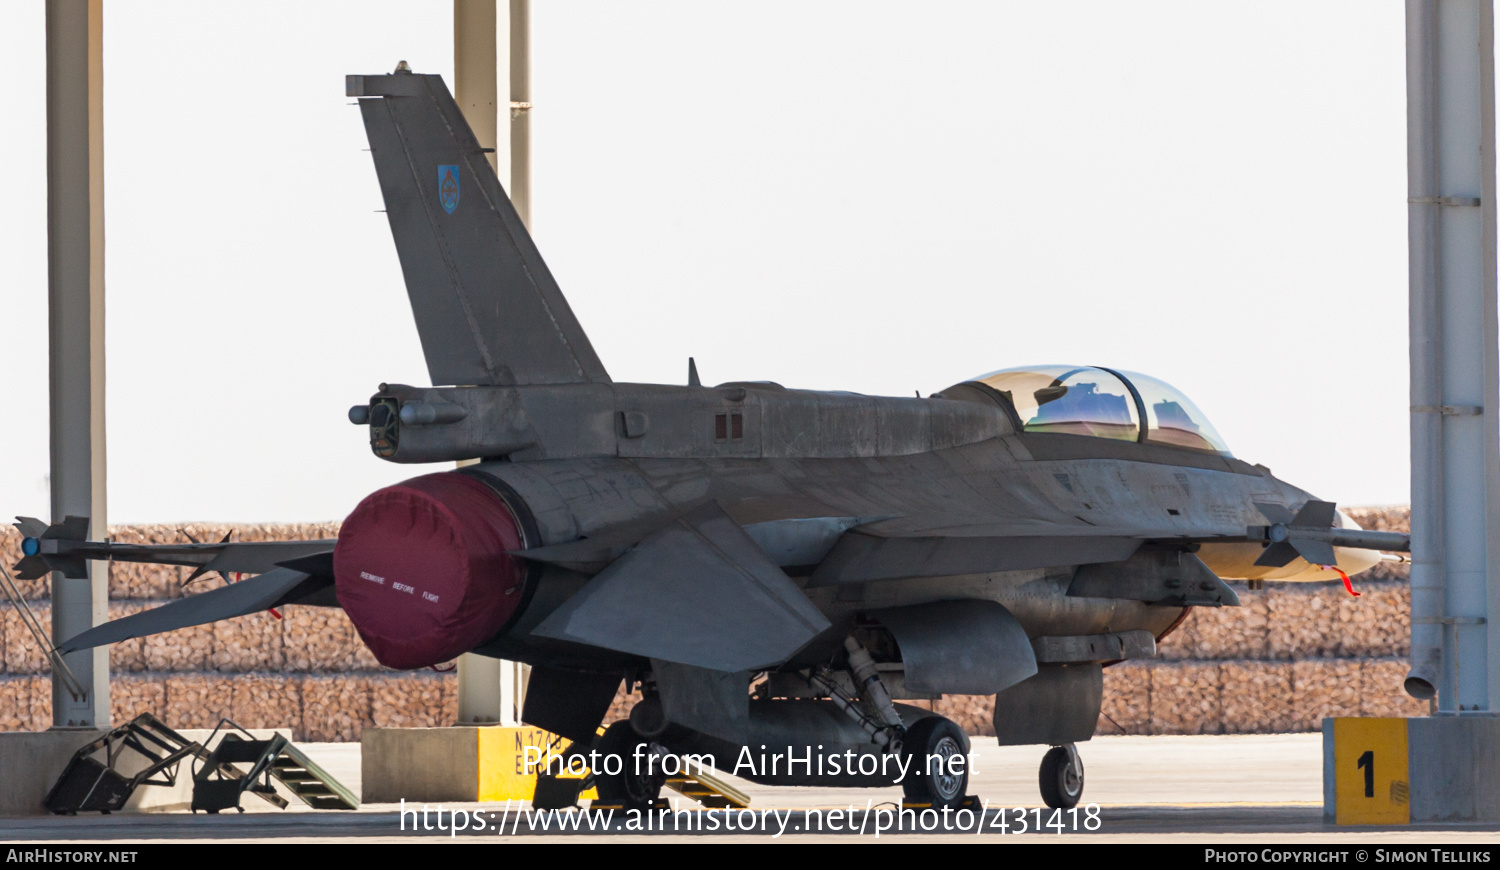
[519,510,1170,589]
[807,529,1144,586]
[806,514,1154,587]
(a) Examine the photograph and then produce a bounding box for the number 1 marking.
[1357,750,1374,798]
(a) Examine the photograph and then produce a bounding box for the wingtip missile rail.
[1245,500,1411,569]
[12,516,335,581]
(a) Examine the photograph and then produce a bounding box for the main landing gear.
[592,721,666,811]
[902,716,970,810]
[1038,743,1084,809]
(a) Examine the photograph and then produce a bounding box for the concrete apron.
[0,730,105,818]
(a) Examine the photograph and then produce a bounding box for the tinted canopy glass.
[964,365,1231,454]
[1117,370,1230,453]
[971,365,1140,442]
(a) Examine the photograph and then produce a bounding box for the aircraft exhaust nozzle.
[333,472,530,669]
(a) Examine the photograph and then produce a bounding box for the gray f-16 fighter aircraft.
[19,66,1411,812]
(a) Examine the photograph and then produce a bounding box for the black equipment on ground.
[44,713,203,815]
[190,719,358,813]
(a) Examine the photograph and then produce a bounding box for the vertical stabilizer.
[348,70,610,387]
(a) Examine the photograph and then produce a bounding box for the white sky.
[0,1,1419,523]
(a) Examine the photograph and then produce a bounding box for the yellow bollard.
[478,726,597,802]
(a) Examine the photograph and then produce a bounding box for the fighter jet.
[17,66,1411,812]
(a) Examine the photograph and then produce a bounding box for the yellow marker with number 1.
[1333,718,1409,825]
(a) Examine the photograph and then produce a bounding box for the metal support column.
[1405,0,1500,715]
[45,0,109,729]
[504,0,532,727]
[508,0,531,227]
[453,0,526,727]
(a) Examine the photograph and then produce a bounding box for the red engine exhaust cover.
[334,472,528,669]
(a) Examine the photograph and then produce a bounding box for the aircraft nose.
[333,471,527,669]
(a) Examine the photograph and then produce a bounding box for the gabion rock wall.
[0,508,1423,740]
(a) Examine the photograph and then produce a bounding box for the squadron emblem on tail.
[438,165,460,214]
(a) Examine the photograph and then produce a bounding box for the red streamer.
[1321,564,1361,597]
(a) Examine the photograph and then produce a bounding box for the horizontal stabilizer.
[532,503,831,672]
[349,70,609,387]
[809,532,1141,586]
[57,569,333,654]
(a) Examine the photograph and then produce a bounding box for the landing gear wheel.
[901,716,969,810]
[592,721,666,811]
[1039,744,1084,809]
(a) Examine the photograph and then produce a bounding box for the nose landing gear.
[1039,743,1084,809]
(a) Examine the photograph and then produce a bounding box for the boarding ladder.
[191,719,358,813]
[664,769,751,809]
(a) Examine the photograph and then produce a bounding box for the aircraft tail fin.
[348,69,610,387]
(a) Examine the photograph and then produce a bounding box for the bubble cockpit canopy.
[961,365,1231,454]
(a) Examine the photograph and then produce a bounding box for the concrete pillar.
[508,0,531,226]
[45,0,109,729]
[453,0,524,727]
[455,0,502,177]
[1405,0,1500,715]
[505,0,532,726]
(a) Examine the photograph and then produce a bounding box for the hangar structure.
[38,0,534,731]
[24,0,1500,819]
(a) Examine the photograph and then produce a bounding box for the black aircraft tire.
[1039,744,1084,809]
[901,717,969,810]
[593,721,666,811]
